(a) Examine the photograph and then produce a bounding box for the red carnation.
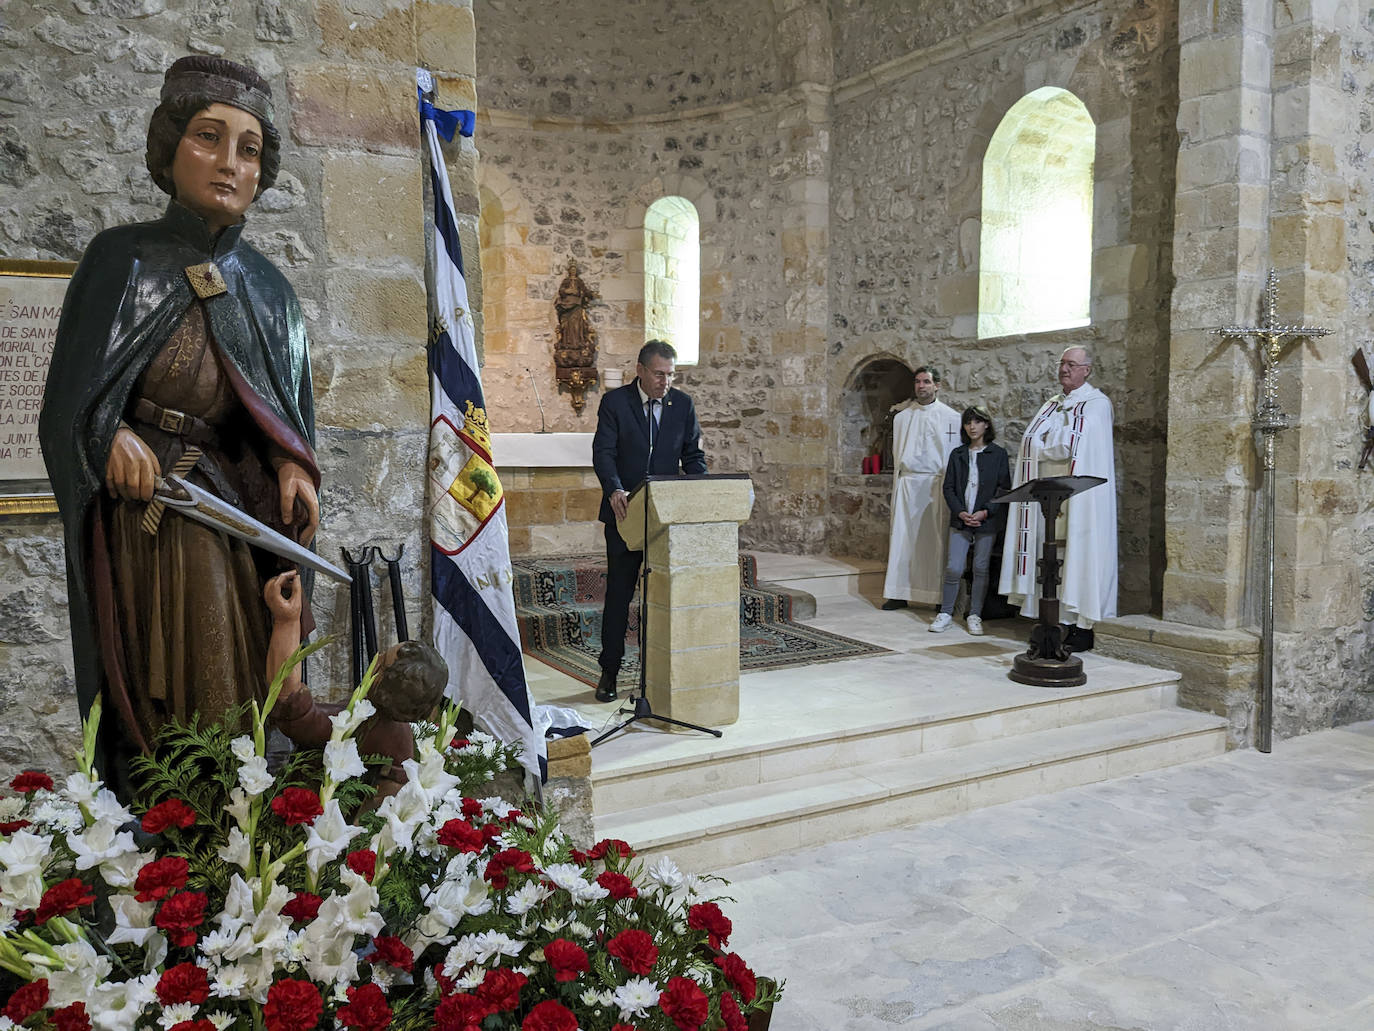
[141,798,196,834]
[52,1002,92,1031]
[570,847,590,865]
[713,952,758,1004]
[501,808,524,824]
[612,1025,639,1031]
[169,1022,216,1031]
[607,928,659,975]
[437,818,484,853]
[433,961,459,997]
[336,983,392,1031]
[659,975,710,1031]
[3,978,48,1023]
[35,878,96,924]
[450,737,470,749]
[597,870,638,900]
[483,847,535,889]
[522,999,578,1031]
[543,937,589,982]
[688,901,733,949]
[345,849,377,882]
[11,771,53,794]
[281,891,323,923]
[156,962,210,1005]
[434,993,493,1031]
[588,837,634,861]
[720,991,747,1031]
[366,934,414,973]
[460,797,484,820]
[476,967,527,1012]
[155,891,207,948]
[135,855,189,903]
[0,818,30,835]
[264,977,322,1031]
[270,787,323,827]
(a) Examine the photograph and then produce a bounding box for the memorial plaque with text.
[0,259,74,514]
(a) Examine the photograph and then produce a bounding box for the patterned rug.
[512,553,889,687]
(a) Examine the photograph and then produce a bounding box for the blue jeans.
[940,528,996,616]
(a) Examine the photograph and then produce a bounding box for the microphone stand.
[593,467,723,746]
[525,367,547,433]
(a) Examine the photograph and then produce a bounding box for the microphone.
[525,368,547,433]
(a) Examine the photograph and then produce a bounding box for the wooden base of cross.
[1212,268,1330,753]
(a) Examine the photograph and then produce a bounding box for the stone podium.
[617,473,754,727]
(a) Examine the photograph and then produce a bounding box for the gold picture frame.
[0,257,74,516]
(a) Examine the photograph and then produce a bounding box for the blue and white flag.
[418,70,544,780]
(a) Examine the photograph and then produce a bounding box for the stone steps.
[594,679,1228,871]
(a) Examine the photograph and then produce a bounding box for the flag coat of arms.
[419,73,544,779]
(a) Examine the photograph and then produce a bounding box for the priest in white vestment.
[882,366,962,608]
[1000,346,1118,643]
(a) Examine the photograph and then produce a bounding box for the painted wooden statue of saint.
[39,56,319,798]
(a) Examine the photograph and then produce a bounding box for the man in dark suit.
[591,339,707,701]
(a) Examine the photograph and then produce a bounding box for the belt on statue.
[131,398,219,447]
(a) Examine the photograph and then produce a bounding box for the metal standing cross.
[1211,267,1330,755]
[1213,267,1331,474]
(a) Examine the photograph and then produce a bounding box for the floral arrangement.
[0,649,780,1030]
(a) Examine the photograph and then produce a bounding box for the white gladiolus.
[218,827,251,869]
[89,787,133,828]
[236,755,273,797]
[62,771,100,808]
[87,972,157,1031]
[375,778,430,854]
[304,800,361,878]
[104,894,157,948]
[229,736,256,763]
[323,738,366,782]
[0,829,52,909]
[45,939,113,1009]
[98,846,153,889]
[67,820,137,872]
[329,698,375,738]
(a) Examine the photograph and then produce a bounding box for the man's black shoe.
[881,599,908,611]
[1063,625,1095,652]
[595,671,618,702]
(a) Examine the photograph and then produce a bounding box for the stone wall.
[826,0,1180,617]
[0,0,478,781]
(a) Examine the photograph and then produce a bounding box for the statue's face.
[170,103,263,230]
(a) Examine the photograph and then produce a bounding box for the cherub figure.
[264,571,448,802]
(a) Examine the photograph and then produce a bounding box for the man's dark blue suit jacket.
[592,382,707,526]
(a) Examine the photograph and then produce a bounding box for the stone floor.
[717,720,1374,1030]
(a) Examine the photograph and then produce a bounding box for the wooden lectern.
[617,473,754,727]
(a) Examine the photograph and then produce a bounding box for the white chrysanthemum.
[505,880,552,916]
[614,977,661,1019]
[46,938,113,1009]
[329,698,375,738]
[30,799,82,833]
[211,964,249,998]
[681,871,703,897]
[569,920,593,940]
[454,965,486,990]
[0,829,52,909]
[304,800,361,879]
[323,738,366,782]
[199,927,238,959]
[580,987,616,1008]
[543,862,609,903]
[206,1015,235,1031]
[236,755,273,797]
[0,902,17,935]
[218,827,251,870]
[0,796,22,820]
[541,915,568,934]
[229,736,256,762]
[646,855,683,891]
[0,1017,16,1029]
[158,1002,198,1029]
[478,795,515,818]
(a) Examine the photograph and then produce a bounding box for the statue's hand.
[105,427,162,502]
[263,570,302,622]
[277,460,318,547]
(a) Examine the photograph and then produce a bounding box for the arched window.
[644,196,700,365]
[978,87,1095,340]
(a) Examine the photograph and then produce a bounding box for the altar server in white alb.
[882,366,963,610]
[1000,346,1117,650]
